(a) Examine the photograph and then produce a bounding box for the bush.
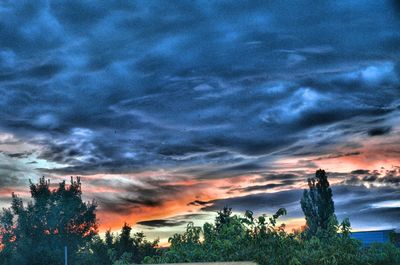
[145,208,400,265]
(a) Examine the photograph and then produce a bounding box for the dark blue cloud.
[137,213,211,229]
[367,126,392,136]
[200,184,400,230]
[136,219,186,228]
[0,1,400,229]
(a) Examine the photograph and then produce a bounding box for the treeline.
[0,170,399,265]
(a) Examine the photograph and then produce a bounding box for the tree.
[215,206,233,232]
[147,208,295,265]
[116,223,134,258]
[146,206,400,265]
[300,169,337,238]
[0,176,97,265]
[102,223,158,264]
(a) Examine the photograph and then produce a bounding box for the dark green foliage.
[145,209,400,265]
[74,235,112,265]
[1,171,400,265]
[0,177,97,265]
[144,170,399,265]
[361,243,400,265]
[103,223,159,264]
[145,208,299,265]
[301,169,338,238]
[117,223,134,258]
[215,206,233,231]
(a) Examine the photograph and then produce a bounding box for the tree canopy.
[1,171,399,265]
[301,169,337,238]
[0,177,97,265]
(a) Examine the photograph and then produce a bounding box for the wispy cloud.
[0,0,399,240]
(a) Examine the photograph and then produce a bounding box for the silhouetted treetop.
[0,176,97,265]
[301,169,337,238]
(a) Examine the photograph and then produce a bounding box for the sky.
[0,0,399,244]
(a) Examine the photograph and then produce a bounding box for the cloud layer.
[0,1,399,242]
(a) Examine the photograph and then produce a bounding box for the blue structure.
[350,230,399,247]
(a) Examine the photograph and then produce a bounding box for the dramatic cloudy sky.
[0,1,400,243]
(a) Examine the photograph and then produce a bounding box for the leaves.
[1,171,400,265]
[301,169,338,238]
[0,177,98,265]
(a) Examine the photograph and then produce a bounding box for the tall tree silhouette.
[105,223,158,264]
[116,223,134,258]
[0,177,97,265]
[215,206,233,232]
[300,169,337,237]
